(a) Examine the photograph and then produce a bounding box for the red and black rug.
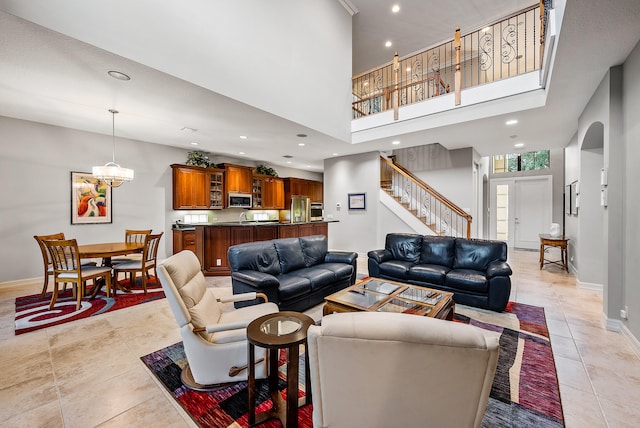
[141,301,564,428]
[14,276,165,335]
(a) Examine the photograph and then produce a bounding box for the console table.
[539,234,569,272]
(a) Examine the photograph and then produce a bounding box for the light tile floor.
[1,249,639,427]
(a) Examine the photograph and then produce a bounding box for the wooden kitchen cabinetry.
[171,164,211,210]
[252,175,284,209]
[223,164,253,194]
[283,177,323,208]
[209,169,225,209]
[173,228,204,266]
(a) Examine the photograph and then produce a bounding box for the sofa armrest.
[231,270,280,289]
[325,251,358,265]
[486,261,512,278]
[367,249,392,264]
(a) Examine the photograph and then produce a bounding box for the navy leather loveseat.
[368,233,512,312]
[228,235,357,312]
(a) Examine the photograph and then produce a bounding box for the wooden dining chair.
[34,233,96,299]
[113,232,163,294]
[44,239,113,310]
[110,229,152,265]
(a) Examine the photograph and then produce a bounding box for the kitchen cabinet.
[283,177,323,208]
[224,164,253,194]
[173,228,204,266]
[254,225,278,241]
[277,224,299,238]
[203,226,230,275]
[209,169,225,209]
[252,175,284,209]
[171,164,211,210]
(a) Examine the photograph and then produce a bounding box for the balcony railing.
[353,3,544,119]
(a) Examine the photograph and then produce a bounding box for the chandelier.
[92,109,134,187]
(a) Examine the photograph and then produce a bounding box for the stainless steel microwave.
[228,193,252,208]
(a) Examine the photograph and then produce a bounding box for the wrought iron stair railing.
[380,156,472,238]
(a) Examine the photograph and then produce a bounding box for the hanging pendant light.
[92,109,134,187]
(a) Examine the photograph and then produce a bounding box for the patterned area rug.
[456,301,564,427]
[141,301,563,428]
[14,276,165,335]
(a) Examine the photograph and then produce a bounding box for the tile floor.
[1,249,639,427]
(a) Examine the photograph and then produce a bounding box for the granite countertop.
[174,220,337,228]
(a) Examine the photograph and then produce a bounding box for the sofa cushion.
[408,264,450,285]
[300,235,328,267]
[379,260,414,279]
[385,233,422,263]
[294,266,336,290]
[274,238,306,274]
[318,263,353,282]
[278,274,312,300]
[446,269,488,293]
[228,241,281,276]
[420,236,455,267]
[454,239,507,271]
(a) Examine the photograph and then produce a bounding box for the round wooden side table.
[539,234,570,272]
[247,311,314,428]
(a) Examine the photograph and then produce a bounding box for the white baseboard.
[578,280,603,293]
[0,277,39,290]
[603,313,640,358]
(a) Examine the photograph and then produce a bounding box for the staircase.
[380,156,472,238]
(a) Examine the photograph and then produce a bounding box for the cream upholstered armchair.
[157,250,278,390]
[306,312,499,428]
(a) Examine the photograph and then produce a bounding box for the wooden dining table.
[78,242,144,296]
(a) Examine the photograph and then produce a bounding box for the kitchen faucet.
[239,211,247,224]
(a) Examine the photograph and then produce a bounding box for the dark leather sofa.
[368,233,512,312]
[228,235,358,312]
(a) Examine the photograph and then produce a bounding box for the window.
[493,150,549,173]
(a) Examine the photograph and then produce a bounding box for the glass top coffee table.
[324,277,455,320]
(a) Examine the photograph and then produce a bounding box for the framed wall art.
[348,193,366,210]
[71,171,112,224]
[564,184,571,215]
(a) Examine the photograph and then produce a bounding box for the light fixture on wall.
[92,109,134,187]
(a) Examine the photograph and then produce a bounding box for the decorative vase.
[550,223,561,237]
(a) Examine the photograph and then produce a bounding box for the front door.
[490,176,552,249]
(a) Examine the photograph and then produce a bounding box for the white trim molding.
[604,313,640,358]
[578,280,603,293]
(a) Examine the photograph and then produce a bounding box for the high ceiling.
[1,0,639,170]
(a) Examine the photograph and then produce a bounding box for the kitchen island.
[173,220,335,276]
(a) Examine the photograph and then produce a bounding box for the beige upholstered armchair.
[306,312,499,428]
[157,250,278,390]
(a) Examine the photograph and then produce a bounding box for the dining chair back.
[111,229,152,265]
[113,232,163,294]
[34,232,96,299]
[44,238,113,310]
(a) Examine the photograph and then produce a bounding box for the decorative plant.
[186,151,210,168]
[256,164,278,177]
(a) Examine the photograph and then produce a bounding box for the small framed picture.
[348,193,366,210]
[71,171,112,224]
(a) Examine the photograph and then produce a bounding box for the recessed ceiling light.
[287,161,292,164]
[298,143,305,147]
[514,143,525,148]
[238,151,245,155]
[191,142,199,146]
[391,4,400,13]
[506,119,518,125]
[385,41,392,48]
[239,135,247,139]
[107,70,131,81]
[392,140,400,145]
[332,153,339,156]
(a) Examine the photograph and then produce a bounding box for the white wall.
[0,0,353,143]
[623,40,640,336]
[0,116,183,282]
[324,151,381,256]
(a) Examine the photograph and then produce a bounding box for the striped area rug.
[141,301,563,427]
